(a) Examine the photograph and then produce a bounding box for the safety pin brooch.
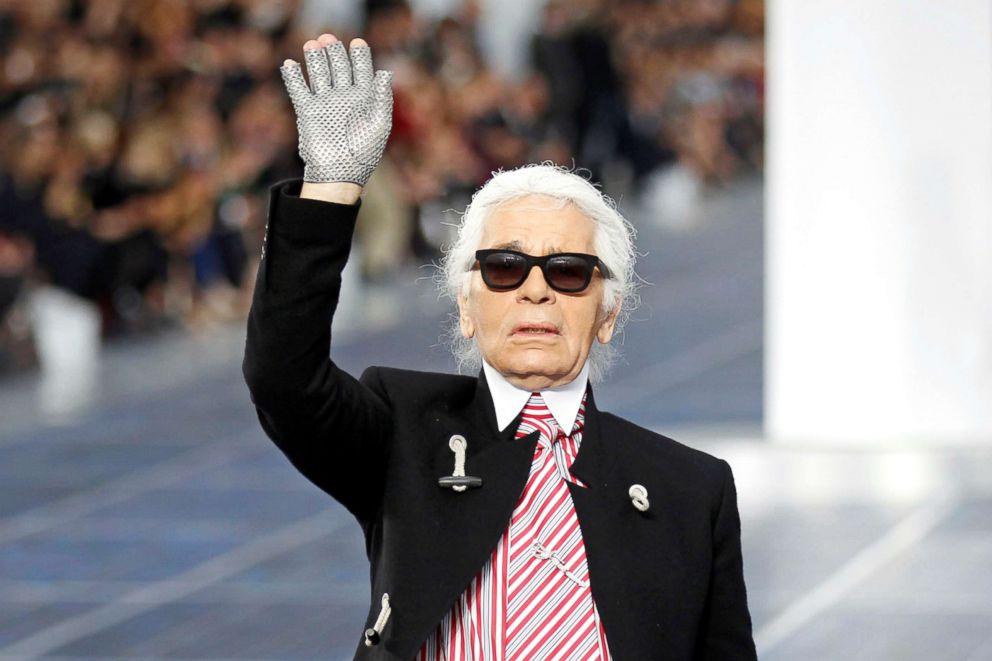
[531,541,590,588]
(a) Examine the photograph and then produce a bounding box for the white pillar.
[766,0,992,444]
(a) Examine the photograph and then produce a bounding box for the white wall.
[766,0,992,443]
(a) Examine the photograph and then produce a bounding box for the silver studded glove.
[280,41,393,186]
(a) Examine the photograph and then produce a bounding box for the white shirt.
[482,360,590,434]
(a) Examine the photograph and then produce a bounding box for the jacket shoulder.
[599,411,729,485]
[359,366,478,410]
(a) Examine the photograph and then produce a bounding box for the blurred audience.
[0,0,763,373]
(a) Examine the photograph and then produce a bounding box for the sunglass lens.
[482,252,527,288]
[546,256,591,291]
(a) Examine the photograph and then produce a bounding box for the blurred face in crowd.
[458,195,619,390]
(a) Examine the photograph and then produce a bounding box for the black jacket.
[243,180,757,660]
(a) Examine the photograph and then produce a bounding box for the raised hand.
[281,35,393,187]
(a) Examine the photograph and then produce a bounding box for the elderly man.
[243,34,756,660]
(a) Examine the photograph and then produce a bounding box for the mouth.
[511,323,561,336]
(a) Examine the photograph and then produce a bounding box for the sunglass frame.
[473,249,611,293]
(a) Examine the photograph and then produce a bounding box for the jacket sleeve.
[698,460,758,660]
[242,179,392,525]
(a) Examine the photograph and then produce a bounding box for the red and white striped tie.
[504,393,610,660]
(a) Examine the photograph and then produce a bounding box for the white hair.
[438,163,639,382]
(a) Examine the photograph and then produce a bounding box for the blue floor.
[1,177,991,659]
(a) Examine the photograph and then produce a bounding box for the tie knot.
[514,392,587,440]
[516,393,558,442]
[525,392,548,414]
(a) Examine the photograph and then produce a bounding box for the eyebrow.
[491,241,523,251]
[489,241,565,254]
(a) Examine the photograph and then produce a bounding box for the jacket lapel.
[438,369,537,543]
[566,393,699,659]
[569,386,618,489]
[389,371,537,658]
[566,390,652,659]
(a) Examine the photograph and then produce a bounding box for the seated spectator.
[0,0,763,374]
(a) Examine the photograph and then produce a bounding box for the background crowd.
[0,0,763,374]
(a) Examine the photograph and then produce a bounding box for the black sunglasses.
[474,249,612,293]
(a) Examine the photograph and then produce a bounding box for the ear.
[457,293,476,339]
[596,300,621,344]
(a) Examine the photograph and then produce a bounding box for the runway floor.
[1,177,990,660]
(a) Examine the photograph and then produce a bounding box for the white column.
[766,0,992,443]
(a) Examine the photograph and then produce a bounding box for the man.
[243,33,756,660]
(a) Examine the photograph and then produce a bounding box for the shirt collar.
[482,360,590,434]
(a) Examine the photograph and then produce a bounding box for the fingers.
[327,41,353,88]
[280,59,309,105]
[303,42,331,94]
[296,35,381,95]
[351,40,374,88]
[371,69,394,128]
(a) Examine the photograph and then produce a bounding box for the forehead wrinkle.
[490,241,566,255]
[481,197,595,254]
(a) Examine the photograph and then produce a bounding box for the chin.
[507,350,570,379]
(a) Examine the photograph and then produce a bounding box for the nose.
[516,264,555,304]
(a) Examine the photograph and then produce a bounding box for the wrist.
[300,181,363,205]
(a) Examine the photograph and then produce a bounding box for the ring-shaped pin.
[629,484,650,512]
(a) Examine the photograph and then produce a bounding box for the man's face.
[458,195,619,390]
